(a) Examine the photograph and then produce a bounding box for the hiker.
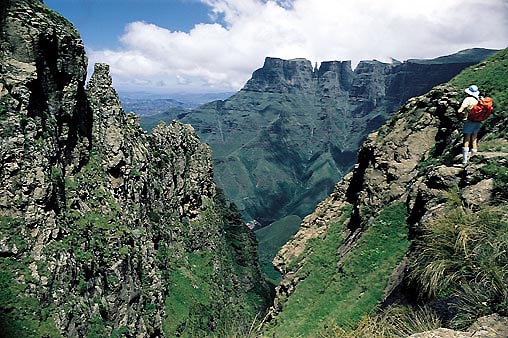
[457,85,481,164]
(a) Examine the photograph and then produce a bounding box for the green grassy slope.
[264,204,409,337]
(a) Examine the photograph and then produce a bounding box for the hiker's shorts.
[463,121,481,134]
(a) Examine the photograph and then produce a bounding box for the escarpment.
[181,49,497,226]
[264,49,508,337]
[0,1,268,337]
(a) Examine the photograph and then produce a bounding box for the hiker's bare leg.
[463,134,471,148]
[470,133,479,157]
[471,133,478,150]
[462,134,472,163]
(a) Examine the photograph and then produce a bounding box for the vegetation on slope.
[0,218,61,338]
[302,198,508,337]
[264,203,409,337]
[263,48,508,337]
[410,193,508,329]
[324,305,441,338]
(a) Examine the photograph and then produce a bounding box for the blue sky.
[43,0,508,94]
[44,0,215,49]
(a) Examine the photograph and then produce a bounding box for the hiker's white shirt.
[458,97,478,113]
[458,96,478,120]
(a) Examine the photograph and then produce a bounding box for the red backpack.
[468,97,493,122]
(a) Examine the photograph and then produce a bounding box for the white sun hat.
[465,85,480,98]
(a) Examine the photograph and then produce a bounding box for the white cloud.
[88,0,508,93]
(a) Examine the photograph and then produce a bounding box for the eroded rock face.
[0,1,268,337]
[0,0,90,216]
[244,57,317,93]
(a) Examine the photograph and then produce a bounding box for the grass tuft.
[320,305,441,338]
[409,190,508,328]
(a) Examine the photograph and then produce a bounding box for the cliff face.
[263,49,508,337]
[0,1,268,337]
[181,49,497,226]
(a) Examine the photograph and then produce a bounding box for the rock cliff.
[0,1,268,337]
[263,49,508,337]
[181,49,497,226]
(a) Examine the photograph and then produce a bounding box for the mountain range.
[140,48,497,228]
[1,0,507,337]
[151,49,498,281]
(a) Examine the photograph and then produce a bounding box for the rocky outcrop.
[410,314,508,338]
[182,49,497,225]
[263,48,508,336]
[0,1,268,337]
[0,0,89,215]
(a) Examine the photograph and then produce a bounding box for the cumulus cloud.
[89,0,508,93]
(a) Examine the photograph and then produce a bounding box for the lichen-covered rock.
[0,1,268,337]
